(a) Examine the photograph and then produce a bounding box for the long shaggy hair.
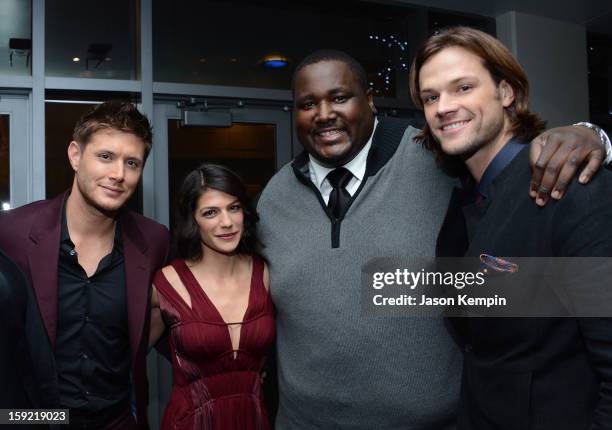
[409,26,546,175]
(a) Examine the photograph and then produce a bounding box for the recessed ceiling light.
[230,58,238,63]
[105,57,112,61]
[261,54,289,68]
[72,57,80,62]
[199,58,207,62]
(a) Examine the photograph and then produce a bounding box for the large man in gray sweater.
[256,49,608,429]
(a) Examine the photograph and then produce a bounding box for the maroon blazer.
[0,191,170,429]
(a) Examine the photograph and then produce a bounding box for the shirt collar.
[309,118,378,188]
[60,201,71,244]
[476,137,526,198]
[60,199,123,249]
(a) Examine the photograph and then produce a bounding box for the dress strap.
[171,256,270,322]
[249,255,266,297]
[174,259,216,295]
[170,259,199,287]
[251,255,265,284]
[247,255,273,315]
[153,268,193,316]
[170,259,213,312]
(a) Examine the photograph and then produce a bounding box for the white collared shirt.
[308,118,379,205]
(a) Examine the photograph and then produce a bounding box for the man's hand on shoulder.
[529,125,608,206]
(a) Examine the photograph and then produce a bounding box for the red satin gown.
[153,255,275,430]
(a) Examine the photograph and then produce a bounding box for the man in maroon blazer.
[0,101,169,430]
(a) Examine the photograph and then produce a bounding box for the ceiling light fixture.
[261,54,289,68]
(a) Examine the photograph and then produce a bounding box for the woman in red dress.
[149,164,275,430]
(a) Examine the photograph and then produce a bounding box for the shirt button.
[82,353,88,359]
[84,315,90,322]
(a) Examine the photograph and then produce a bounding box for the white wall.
[496,11,589,127]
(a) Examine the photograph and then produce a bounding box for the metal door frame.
[144,100,293,227]
[0,93,32,209]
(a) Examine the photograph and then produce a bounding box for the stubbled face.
[68,129,146,214]
[194,188,244,255]
[294,60,376,167]
[418,46,514,160]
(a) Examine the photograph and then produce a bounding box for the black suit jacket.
[0,249,37,408]
[0,249,53,429]
[0,192,170,429]
[438,148,612,429]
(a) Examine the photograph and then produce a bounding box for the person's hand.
[529,126,605,206]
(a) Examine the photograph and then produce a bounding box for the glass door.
[0,94,30,209]
[145,101,293,227]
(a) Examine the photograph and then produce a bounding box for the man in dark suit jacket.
[0,250,43,407]
[0,250,56,430]
[0,101,169,430]
[410,27,612,429]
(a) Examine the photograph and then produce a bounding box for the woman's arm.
[149,285,166,349]
[263,262,270,291]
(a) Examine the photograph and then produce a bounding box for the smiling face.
[68,128,146,214]
[293,60,376,168]
[418,46,515,165]
[194,188,244,256]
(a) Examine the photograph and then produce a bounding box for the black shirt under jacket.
[55,207,131,417]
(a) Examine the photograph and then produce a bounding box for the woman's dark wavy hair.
[409,26,547,176]
[174,163,260,261]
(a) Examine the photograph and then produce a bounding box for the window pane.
[0,115,9,209]
[46,0,138,79]
[587,33,612,140]
[0,0,32,76]
[167,120,276,229]
[154,0,420,98]
[46,102,93,199]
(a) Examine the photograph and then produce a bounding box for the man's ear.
[366,88,377,114]
[499,80,515,108]
[67,141,82,172]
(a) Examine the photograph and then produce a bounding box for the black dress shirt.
[55,207,131,420]
[436,138,526,257]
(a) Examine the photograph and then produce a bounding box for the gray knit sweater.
[257,118,461,429]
